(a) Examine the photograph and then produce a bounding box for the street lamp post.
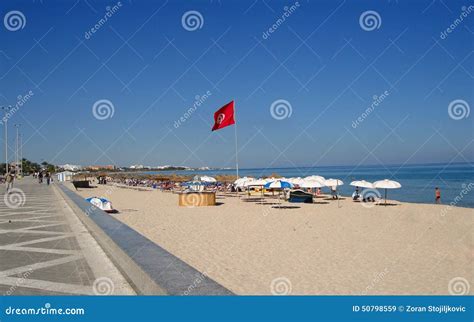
[1,106,10,174]
[19,133,22,176]
[14,124,21,176]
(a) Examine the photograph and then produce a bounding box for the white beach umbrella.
[234,177,253,187]
[200,176,217,183]
[287,177,305,186]
[304,175,325,182]
[234,177,248,184]
[243,178,267,187]
[265,177,284,183]
[373,179,402,205]
[350,180,374,189]
[300,179,326,188]
[324,178,344,187]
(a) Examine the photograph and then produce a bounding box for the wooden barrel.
[178,192,216,207]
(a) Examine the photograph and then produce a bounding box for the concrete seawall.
[56,183,233,295]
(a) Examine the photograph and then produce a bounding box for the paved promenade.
[0,177,135,295]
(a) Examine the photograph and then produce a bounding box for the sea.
[142,163,474,208]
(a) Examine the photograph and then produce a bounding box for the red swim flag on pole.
[211,100,239,179]
[211,101,235,131]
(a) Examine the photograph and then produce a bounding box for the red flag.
[212,101,235,131]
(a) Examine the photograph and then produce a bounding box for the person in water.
[435,187,441,204]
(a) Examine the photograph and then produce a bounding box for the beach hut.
[57,171,74,182]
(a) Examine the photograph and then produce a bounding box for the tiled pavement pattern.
[0,177,135,295]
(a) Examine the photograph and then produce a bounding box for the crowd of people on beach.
[95,175,443,204]
[99,176,231,192]
[0,170,443,204]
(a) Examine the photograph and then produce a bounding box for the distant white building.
[130,164,144,169]
[57,171,74,182]
[61,164,82,171]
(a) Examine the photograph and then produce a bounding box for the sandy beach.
[72,183,473,295]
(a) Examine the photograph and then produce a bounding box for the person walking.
[5,171,14,193]
[435,187,441,204]
[45,172,51,185]
[38,172,43,184]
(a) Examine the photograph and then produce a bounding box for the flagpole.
[234,101,239,180]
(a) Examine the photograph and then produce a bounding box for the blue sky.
[1,0,473,168]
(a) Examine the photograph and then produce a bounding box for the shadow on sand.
[376,203,400,207]
[271,205,301,209]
